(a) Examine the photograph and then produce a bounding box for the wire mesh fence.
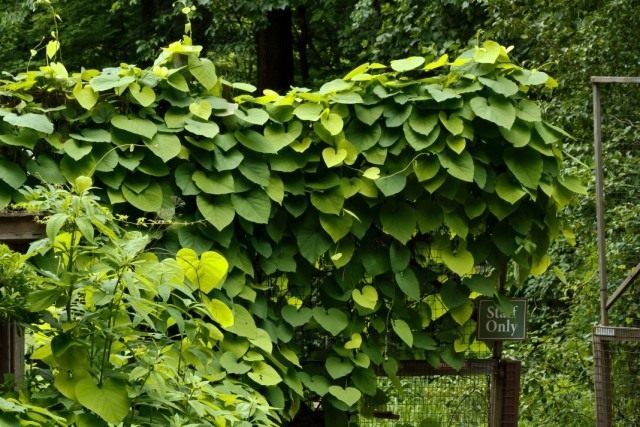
[356,360,508,427]
[358,374,490,427]
[593,326,640,427]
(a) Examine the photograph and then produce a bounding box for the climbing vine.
[0,37,582,420]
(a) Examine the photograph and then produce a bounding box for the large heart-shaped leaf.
[325,356,354,379]
[469,96,515,129]
[111,115,157,139]
[232,190,271,224]
[75,378,129,425]
[248,361,282,386]
[328,386,362,407]
[352,285,378,310]
[313,307,349,336]
[281,305,313,327]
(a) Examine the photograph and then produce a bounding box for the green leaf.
[479,76,519,97]
[231,190,271,224]
[3,112,54,134]
[296,225,331,263]
[319,78,353,94]
[321,113,344,135]
[390,243,410,272]
[248,362,282,386]
[439,112,464,135]
[328,386,361,407]
[392,319,413,347]
[469,96,516,129]
[63,139,92,160]
[438,347,463,371]
[322,147,348,168]
[310,188,344,215]
[503,148,543,189]
[320,213,352,242]
[375,174,406,196]
[189,57,217,90]
[225,304,258,338]
[474,40,501,64]
[129,83,156,107]
[326,356,354,379]
[294,103,323,121]
[352,285,378,310]
[214,149,244,171]
[403,122,440,150]
[0,129,39,149]
[301,374,330,396]
[281,306,313,327]
[75,378,129,425]
[238,108,270,125]
[0,158,27,189]
[379,202,416,243]
[345,120,381,151]
[441,246,474,276]
[464,276,496,296]
[390,56,425,72]
[425,85,460,103]
[122,180,163,212]
[395,267,420,300]
[185,118,219,138]
[313,307,349,336]
[449,300,473,325]
[264,121,303,149]
[220,352,251,375]
[111,115,157,139]
[409,111,439,136]
[204,297,234,327]
[189,100,212,120]
[236,129,280,154]
[238,158,270,186]
[196,194,235,231]
[354,104,384,125]
[176,248,229,293]
[192,170,235,194]
[440,281,468,309]
[266,175,285,204]
[27,154,65,184]
[495,174,527,204]
[516,100,542,122]
[499,120,531,147]
[438,150,474,182]
[144,133,181,162]
[73,84,99,110]
[413,156,440,181]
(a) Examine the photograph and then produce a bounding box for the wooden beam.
[606,262,640,310]
[591,76,640,84]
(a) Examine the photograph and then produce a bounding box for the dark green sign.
[477,298,527,341]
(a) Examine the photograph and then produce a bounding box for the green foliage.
[4,181,279,427]
[0,243,41,322]
[0,37,579,421]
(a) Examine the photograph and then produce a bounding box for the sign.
[477,298,527,341]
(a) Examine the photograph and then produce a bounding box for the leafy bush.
[2,180,279,427]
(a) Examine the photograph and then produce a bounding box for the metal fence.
[358,360,520,427]
[592,77,640,427]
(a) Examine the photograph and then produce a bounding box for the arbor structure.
[0,31,580,425]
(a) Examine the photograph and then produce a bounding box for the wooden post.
[593,327,613,427]
[0,322,24,388]
[0,212,44,387]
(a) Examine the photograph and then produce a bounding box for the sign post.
[477,298,527,341]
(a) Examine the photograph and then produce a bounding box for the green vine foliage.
[3,182,278,427]
[0,37,582,418]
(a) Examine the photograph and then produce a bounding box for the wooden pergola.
[0,212,43,386]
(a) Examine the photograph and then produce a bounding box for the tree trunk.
[296,5,310,85]
[256,8,294,93]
